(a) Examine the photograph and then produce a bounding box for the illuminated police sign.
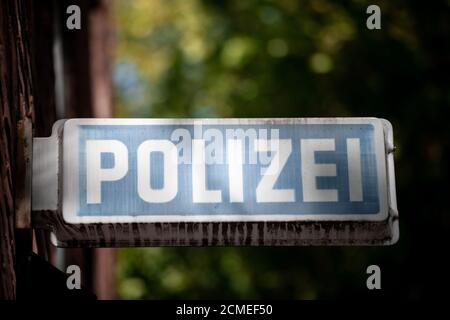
[62,118,388,222]
[32,118,399,246]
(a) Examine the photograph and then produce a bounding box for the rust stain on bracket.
[15,118,33,229]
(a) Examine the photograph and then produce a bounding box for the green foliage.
[117,247,373,299]
[114,0,450,299]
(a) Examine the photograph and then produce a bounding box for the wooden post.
[0,0,37,300]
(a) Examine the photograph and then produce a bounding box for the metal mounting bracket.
[15,118,33,229]
[31,119,66,212]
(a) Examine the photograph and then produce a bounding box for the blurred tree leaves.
[114,0,450,299]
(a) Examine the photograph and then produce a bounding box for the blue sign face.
[62,118,389,224]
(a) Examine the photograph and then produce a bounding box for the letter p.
[86,140,128,204]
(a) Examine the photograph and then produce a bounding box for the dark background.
[113,0,450,299]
